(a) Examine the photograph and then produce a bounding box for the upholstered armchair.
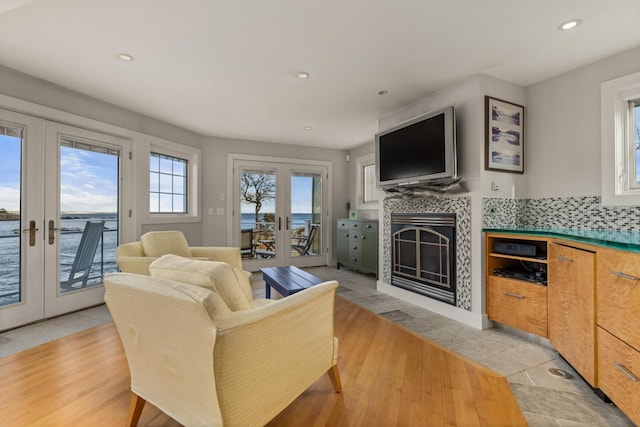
[104,263,341,427]
[116,230,246,276]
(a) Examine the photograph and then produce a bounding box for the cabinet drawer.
[487,276,548,337]
[597,247,640,350]
[360,222,378,232]
[348,237,362,254]
[597,327,640,425]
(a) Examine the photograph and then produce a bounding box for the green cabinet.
[337,219,378,277]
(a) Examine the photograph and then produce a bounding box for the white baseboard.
[377,281,490,330]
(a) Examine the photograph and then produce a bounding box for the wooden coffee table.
[260,266,325,298]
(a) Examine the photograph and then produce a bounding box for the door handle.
[613,362,639,382]
[611,271,640,281]
[278,217,282,231]
[22,220,39,247]
[286,216,290,230]
[48,220,61,245]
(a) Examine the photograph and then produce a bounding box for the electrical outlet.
[217,208,225,215]
[208,208,213,215]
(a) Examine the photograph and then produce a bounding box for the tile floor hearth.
[0,267,633,426]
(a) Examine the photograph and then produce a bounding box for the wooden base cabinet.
[337,219,378,277]
[485,233,640,425]
[548,242,596,386]
[597,327,640,425]
[486,276,548,337]
[485,233,548,337]
[596,246,640,426]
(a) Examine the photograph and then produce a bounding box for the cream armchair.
[104,271,341,427]
[116,230,245,276]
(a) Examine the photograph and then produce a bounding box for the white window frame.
[150,151,188,214]
[143,139,200,223]
[355,153,379,210]
[601,71,640,206]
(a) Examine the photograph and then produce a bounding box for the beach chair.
[292,224,319,255]
[60,220,105,289]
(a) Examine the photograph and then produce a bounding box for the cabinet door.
[548,242,596,386]
[349,228,362,267]
[360,222,378,274]
[597,246,640,351]
[337,220,349,264]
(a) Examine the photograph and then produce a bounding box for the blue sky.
[0,135,22,211]
[241,175,314,214]
[0,134,118,212]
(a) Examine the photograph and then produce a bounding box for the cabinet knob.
[344,233,349,237]
[353,224,358,228]
[352,246,358,250]
[352,234,358,239]
[361,236,366,240]
[366,224,371,228]
[352,257,358,261]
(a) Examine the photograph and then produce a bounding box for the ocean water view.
[0,213,119,305]
[241,212,313,231]
[1,212,315,305]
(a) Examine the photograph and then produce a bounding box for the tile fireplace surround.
[383,197,472,310]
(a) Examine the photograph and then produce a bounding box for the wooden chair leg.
[127,392,146,427]
[327,364,343,393]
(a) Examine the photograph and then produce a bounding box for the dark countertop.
[483,228,640,253]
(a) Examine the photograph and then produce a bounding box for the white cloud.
[0,184,20,211]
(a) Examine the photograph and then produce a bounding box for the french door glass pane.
[240,168,277,259]
[0,126,22,306]
[291,172,322,257]
[58,144,119,293]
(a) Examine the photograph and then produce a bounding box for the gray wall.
[525,46,640,198]
[200,135,349,261]
[0,65,203,148]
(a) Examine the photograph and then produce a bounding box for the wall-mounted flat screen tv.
[376,105,457,188]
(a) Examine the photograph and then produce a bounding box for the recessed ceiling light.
[378,90,389,96]
[304,126,313,131]
[559,19,581,31]
[118,53,134,62]
[296,72,310,79]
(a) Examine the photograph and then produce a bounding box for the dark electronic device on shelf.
[493,242,537,257]
[493,268,547,285]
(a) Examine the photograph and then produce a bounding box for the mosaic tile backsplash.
[383,197,472,311]
[483,196,640,231]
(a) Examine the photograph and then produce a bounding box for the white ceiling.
[1,0,639,149]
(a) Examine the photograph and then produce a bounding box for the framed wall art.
[485,96,525,174]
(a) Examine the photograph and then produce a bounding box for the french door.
[0,110,127,331]
[232,157,330,271]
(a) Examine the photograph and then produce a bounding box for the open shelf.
[489,252,548,264]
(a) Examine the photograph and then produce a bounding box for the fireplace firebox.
[390,213,456,305]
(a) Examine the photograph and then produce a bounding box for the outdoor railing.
[0,228,117,304]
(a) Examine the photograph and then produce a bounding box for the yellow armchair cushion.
[140,231,192,258]
[149,254,253,311]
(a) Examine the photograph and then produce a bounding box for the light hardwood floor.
[0,295,526,426]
